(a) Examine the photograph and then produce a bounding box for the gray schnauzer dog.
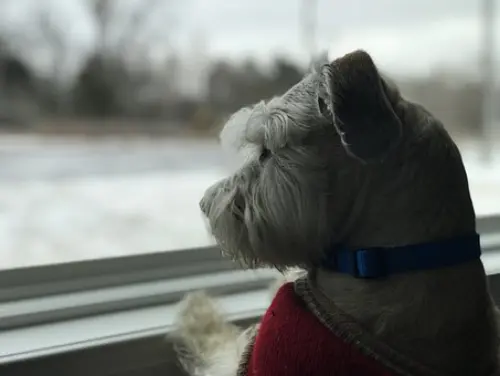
[172,50,500,375]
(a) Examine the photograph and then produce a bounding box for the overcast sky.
[0,0,496,79]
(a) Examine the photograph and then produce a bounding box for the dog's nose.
[199,181,221,215]
[199,196,209,215]
[199,191,214,216]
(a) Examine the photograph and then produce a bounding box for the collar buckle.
[352,248,387,278]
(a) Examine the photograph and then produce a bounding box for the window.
[0,0,500,374]
[0,0,497,270]
[0,0,229,269]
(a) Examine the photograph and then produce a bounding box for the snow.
[0,135,498,269]
[0,170,224,268]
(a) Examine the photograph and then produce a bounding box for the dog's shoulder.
[242,282,395,376]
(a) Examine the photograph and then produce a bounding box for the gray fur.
[174,50,499,375]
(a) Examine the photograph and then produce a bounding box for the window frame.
[0,245,234,301]
[1,213,500,366]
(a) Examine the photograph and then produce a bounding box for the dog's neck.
[315,262,497,374]
[314,190,498,374]
[313,126,499,373]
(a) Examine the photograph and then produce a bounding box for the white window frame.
[1,214,500,365]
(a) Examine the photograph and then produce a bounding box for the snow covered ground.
[0,135,498,269]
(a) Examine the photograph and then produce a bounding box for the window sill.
[1,214,500,371]
[0,286,269,364]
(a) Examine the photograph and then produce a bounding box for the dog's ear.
[318,50,402,161]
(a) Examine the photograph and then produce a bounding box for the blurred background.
[0,0,498,269]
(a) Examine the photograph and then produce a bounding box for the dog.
[172,50,499,375]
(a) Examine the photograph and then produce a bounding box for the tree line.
[0,0,490,137]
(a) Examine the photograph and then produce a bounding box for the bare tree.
[91,0,114,52]
[0,34,36,126]
[90,0,180,58]
[37,7,71,114]
[76,0,184,116]
[0,4,74,115]
[75,0,185,117]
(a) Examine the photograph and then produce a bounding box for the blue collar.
[321,233,481,278]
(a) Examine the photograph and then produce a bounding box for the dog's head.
[200,50,473,270]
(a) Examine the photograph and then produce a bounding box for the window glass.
[0,0,497,269]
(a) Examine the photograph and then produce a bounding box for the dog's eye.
[317,95,330,118]
[259,147,271,163]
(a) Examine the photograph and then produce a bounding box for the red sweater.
[244,282,396,376]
